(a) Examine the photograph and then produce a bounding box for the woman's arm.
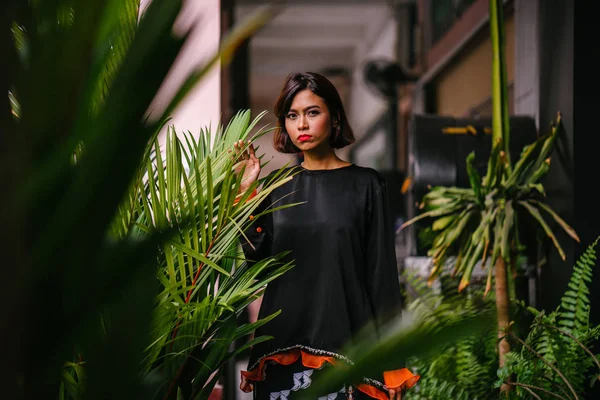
[365,175,420,398]
[365,175,403,329]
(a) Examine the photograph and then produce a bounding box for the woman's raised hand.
[231,139,261,194]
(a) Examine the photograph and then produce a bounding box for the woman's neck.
[300,150,350,170]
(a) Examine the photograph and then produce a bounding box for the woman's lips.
[298,135,312,142]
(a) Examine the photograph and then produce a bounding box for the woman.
[233,72,419,400]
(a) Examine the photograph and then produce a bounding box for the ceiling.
[234,0,401,172]
[236,0,395,105]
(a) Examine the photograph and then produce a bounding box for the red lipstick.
[298,135,312,142]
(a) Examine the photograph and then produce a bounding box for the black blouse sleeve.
[366,176,403,331]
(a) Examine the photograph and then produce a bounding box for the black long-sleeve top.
[241,164,403,390]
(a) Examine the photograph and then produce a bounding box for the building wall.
[535,0,576,319]
[347,18,398,137]
[434,12,515,117]
[574,2,600,355]
[513,0,540,126]
[141,0,222,148]
[414,0,589,334]
[344,18,398,164]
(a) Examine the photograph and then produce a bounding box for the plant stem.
[489,0,511,172]
[185,236,216,303]
[541,375,573,400]
[495,257,511,392]
[504,381,566,400]
[165,230,222,399]
[540,322,600,373]
[509,332,578,400]
[511,384,542,400]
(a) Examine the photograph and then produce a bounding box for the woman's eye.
[308,110,319,116]
[286,113,297,119]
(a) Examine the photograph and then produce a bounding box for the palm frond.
[112,112,300,398]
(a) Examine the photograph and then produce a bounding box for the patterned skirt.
[253,358,371,400]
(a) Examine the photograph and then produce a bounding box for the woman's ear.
[334,112,342,127]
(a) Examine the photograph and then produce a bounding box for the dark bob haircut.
[273,72,355,154]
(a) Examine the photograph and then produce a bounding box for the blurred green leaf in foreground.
[1,0,280,398]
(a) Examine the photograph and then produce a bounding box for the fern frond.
[558,237,599,332]
[406,376,475,400]
[503,237,600,398]
[402,268,498,400]
[534,327,560,366]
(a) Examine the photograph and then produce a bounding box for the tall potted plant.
[399,0,578,392]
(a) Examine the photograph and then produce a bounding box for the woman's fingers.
[235,140,248,159]
[248,142,258,162]
[233,140,244,160]
[233,139,257,163]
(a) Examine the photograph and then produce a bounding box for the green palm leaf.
[122,112,299,398]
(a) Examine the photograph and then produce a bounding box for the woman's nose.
[298,116,308,130]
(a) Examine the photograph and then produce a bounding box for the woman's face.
[285,89,333,153]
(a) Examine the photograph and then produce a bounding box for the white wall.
[347,18,397,141]
[141,0,221,148]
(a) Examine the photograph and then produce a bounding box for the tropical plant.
[399,240,599,400]
[497,237,600,399]
[402,271,499,400]
[132,114,298,399]
[59,111,299,400]
[2,0,278,398]
[399,0,579,383]
[297,289,496,398]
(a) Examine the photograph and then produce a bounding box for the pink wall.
[141,0,221,147]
